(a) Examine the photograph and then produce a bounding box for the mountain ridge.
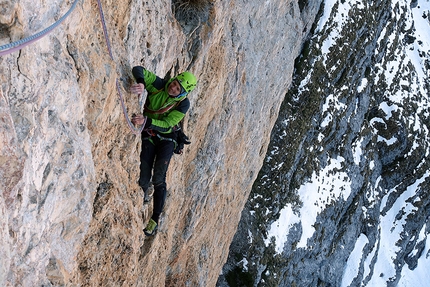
[219,0,430,286]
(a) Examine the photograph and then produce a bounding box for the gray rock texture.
[219,0,430,286]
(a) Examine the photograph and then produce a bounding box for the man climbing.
[130,66,197,236]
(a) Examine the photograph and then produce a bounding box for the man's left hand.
[131,114,146,125]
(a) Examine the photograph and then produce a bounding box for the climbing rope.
[96,0,146,136]
[1,0,144,135]
[116,79,146,135]
[0,0,80,56]
[95,0,114,60]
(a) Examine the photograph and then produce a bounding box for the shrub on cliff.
[172,0,213,25]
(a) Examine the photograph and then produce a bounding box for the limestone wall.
[0,0,319,285]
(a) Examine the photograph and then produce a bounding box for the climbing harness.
[1,0,145,136]
[142,132,178,152]
[0,0,80,56]
[141,124,190,155]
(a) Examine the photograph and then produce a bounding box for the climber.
[130,66,197,236]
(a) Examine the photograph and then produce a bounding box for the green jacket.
[132,67,190,134]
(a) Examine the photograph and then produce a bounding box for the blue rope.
[1,0,144,135]
[0,0,80,55]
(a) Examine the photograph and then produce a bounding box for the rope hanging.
[1,0,145,135]
[0,0,80,56]
[96,0,145,136]
[116,79,146,135]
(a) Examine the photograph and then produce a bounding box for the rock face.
[219,0,430,286]
[0,0,320,286]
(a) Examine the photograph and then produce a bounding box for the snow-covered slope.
[219,0,430,286]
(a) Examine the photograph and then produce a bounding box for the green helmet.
[176,72,197,93]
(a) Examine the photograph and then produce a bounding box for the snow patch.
[265,156,352,252]
[265,204,300,253]
[341,234,369,287]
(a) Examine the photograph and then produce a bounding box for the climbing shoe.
[144,219,158,236]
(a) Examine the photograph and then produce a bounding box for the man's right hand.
[130,83,144,94]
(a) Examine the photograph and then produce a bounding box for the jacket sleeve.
[147,98,190,133]
[132,66,165,93]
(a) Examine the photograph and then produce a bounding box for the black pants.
[139,136,174,223]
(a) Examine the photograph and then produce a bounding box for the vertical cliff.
[220,0,430,286]
[1,0,319,286]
